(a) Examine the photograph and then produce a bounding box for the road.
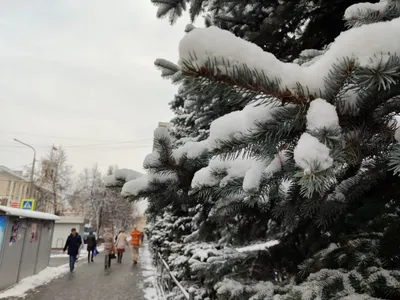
[8,247,155,300]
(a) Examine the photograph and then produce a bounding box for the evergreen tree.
[139,0,400,298]
[150,0,366,61]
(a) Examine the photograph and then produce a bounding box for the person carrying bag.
[103,228,115,269]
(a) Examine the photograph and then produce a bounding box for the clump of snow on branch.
[179,19,400,94]
[172,139,209,161]
[207,101,279,149]
[243,151,290,191]
[389,115,400,142]
[104,168,143,187]
[104,175,118,186]
[242,161,268,192]
[294,133,333,174]
[306,98,339,131]
[192,158,264,188]
[144,151,161,168]
[344,0,389,20]
[154,126,170,140]
[236,240,280,252]
[122,173,178,197]
[115,168,143,181]
[134,199,148,217]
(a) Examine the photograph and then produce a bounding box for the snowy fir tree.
[150,0,366,61]
[111,0,400,299]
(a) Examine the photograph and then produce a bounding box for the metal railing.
[155,251,195,300]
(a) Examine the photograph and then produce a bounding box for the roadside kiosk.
[0,205,60,291]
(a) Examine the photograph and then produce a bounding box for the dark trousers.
[69,255,77,272]
[104,254,111,268]
[117,251,123,263]
[88,250,94,262]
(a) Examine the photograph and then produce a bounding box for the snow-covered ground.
[0,246,104,298]
[139,241,161,300]
[0,264,70,299]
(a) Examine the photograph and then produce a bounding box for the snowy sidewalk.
[2,243,158,300]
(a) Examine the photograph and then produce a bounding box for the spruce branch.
[352,54,400,91]
[154,58,180,79]
[180,57,313,106]
[151,0,187,24]
[324,57,357,103]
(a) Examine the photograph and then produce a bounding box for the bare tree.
[70,164,135,236]
[29,147,73,215]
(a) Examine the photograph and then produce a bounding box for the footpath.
[4,243,158,300]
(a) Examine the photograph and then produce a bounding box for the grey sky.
[0,0,196,175]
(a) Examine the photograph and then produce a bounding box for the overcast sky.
[0,0,197,176]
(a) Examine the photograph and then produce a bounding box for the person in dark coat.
[63,228,82,273]
[86,231,97,263]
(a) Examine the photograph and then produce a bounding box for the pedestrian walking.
[129,225,142,265]
[115,229,128,263]
[103,228,114,269]
[63,228,82,273]
[86,231,97,263]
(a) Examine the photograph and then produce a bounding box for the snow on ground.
[0,264,70,299]
[0,246,106,298]
[139,241,160,300]
[236,240,280,252]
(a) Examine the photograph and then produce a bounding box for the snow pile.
[0,265,70,298]
[236,240,280,252]
[306,98,339,131]
[179,19,400,94]
[139,241,159,300]
[294,133,333,174]
[122,173,178,197]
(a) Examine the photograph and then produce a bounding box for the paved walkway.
[9,248,153,300]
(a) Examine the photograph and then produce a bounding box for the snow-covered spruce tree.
[150,0,364,61]
[165,0,400,299]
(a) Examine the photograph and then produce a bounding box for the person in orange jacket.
[129,224,142,264]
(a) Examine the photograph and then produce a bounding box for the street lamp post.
[14,139,36,198]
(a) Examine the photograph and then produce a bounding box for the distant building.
[153,122,172,151]
[0,165,60,214]
[0,166,33,208]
